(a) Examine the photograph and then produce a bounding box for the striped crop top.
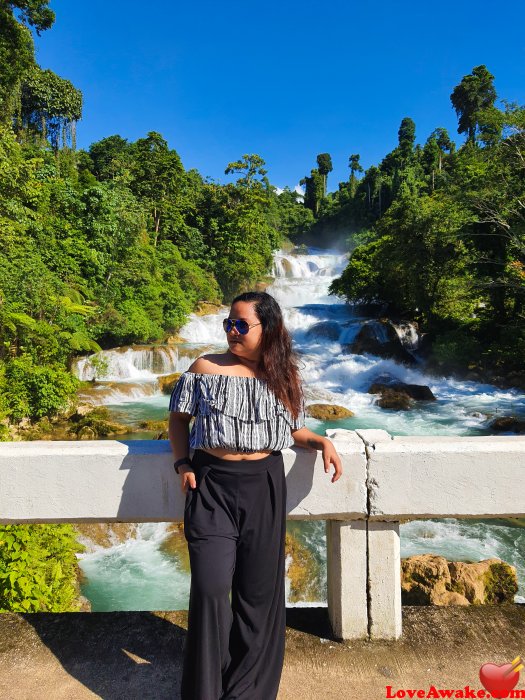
[168,371,306,452]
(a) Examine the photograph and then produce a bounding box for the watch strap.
[174,456,193,474]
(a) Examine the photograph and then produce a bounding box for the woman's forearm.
[168,414,191,461]
[291,427,326,450]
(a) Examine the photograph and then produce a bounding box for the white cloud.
[273,183,305,201]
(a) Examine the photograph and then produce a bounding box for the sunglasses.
[223,318,262,335]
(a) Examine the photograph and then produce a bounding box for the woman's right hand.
[180,465,197,493]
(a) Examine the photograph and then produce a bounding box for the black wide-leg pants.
[181,448,287,700]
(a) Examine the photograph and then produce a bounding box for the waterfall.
[75,245,525,610]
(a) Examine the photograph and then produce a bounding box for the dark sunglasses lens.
[223,319,250,334]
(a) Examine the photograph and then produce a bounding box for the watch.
[174,456,193,474]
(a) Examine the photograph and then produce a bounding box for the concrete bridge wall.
[1,429,524,640]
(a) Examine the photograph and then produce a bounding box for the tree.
[349,154,363,177]
[450,65,497,143]
[316,153,333,197]
[348,153,363,197]
[433,128,455,159]
[299,168,324,217]
[224,154,269,189]
[422,136,441,191]
[398,117,416,159]
[361,165,384,216]
[0,1,55,124]
[273,187,315,240]
[6,1,55,33]
[128,131,185,246]
[88,135,133,181]
[17,67,82,150]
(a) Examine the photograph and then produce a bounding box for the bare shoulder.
[186,354,225,375]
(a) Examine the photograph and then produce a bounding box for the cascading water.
[75,245,525,610]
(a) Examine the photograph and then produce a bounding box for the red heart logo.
[479,662,520,698]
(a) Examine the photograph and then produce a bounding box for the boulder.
[77,426,97,440]
[346,319,418,366]
[367,377,436,410]
[306,403,354,420]
[401,554,451,604]
[432,591,470,606]
[158,372,182,395]
[138,419,170,432]
[305,322,341,342]
[373,388,413,410]
[161,523,190,572]
[285,531,322,603]
[74,523,139,550]
[448,559,519,604]
[69,407,132,439]
[401,554,518,606]
[488,416,525,434]
[369,381,436,401]
[195,301,222,316]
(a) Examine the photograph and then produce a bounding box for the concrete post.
[326,519,368,640]
[367,520,402,640]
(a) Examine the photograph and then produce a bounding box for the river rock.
[285,531,322,603]
[67,406,132,439]
[77,594,92,612]
[373,388,413,410]
[488,416,525,433]
[138,419,170,432]
[160,523,190,572]
[401,554,518,605]
[306,404,354,420]
[164,334,188,344]
[77,426,97,440]
[345,319,418,366]
[158,373,182,394]
[16,417,32,430]
[195,301,222,316]
[254,276,274,293]
[432,591,470,606]
[304,321,341,342]
[75,403,96,416]
[367,376,436,410]
[73,523,139,550]
[72,562,92,612]
[401,555,451,604]
[280,257,294,277]
[369,380,436,401]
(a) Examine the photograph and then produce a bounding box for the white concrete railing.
[1,429,524,641]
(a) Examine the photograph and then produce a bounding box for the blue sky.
[32,0,525,193]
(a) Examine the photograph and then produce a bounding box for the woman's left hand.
[321,437,343,483]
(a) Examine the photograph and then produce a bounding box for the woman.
[168,291,343,700]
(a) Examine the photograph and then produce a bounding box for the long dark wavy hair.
[231,291,304,420]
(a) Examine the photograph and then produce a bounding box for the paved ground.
[0,606,524,699]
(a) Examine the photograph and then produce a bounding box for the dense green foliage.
[0,524,85,612]
[0,5,308,435]
[298,65,524,376]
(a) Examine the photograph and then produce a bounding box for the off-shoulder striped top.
[168,371,306,452]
